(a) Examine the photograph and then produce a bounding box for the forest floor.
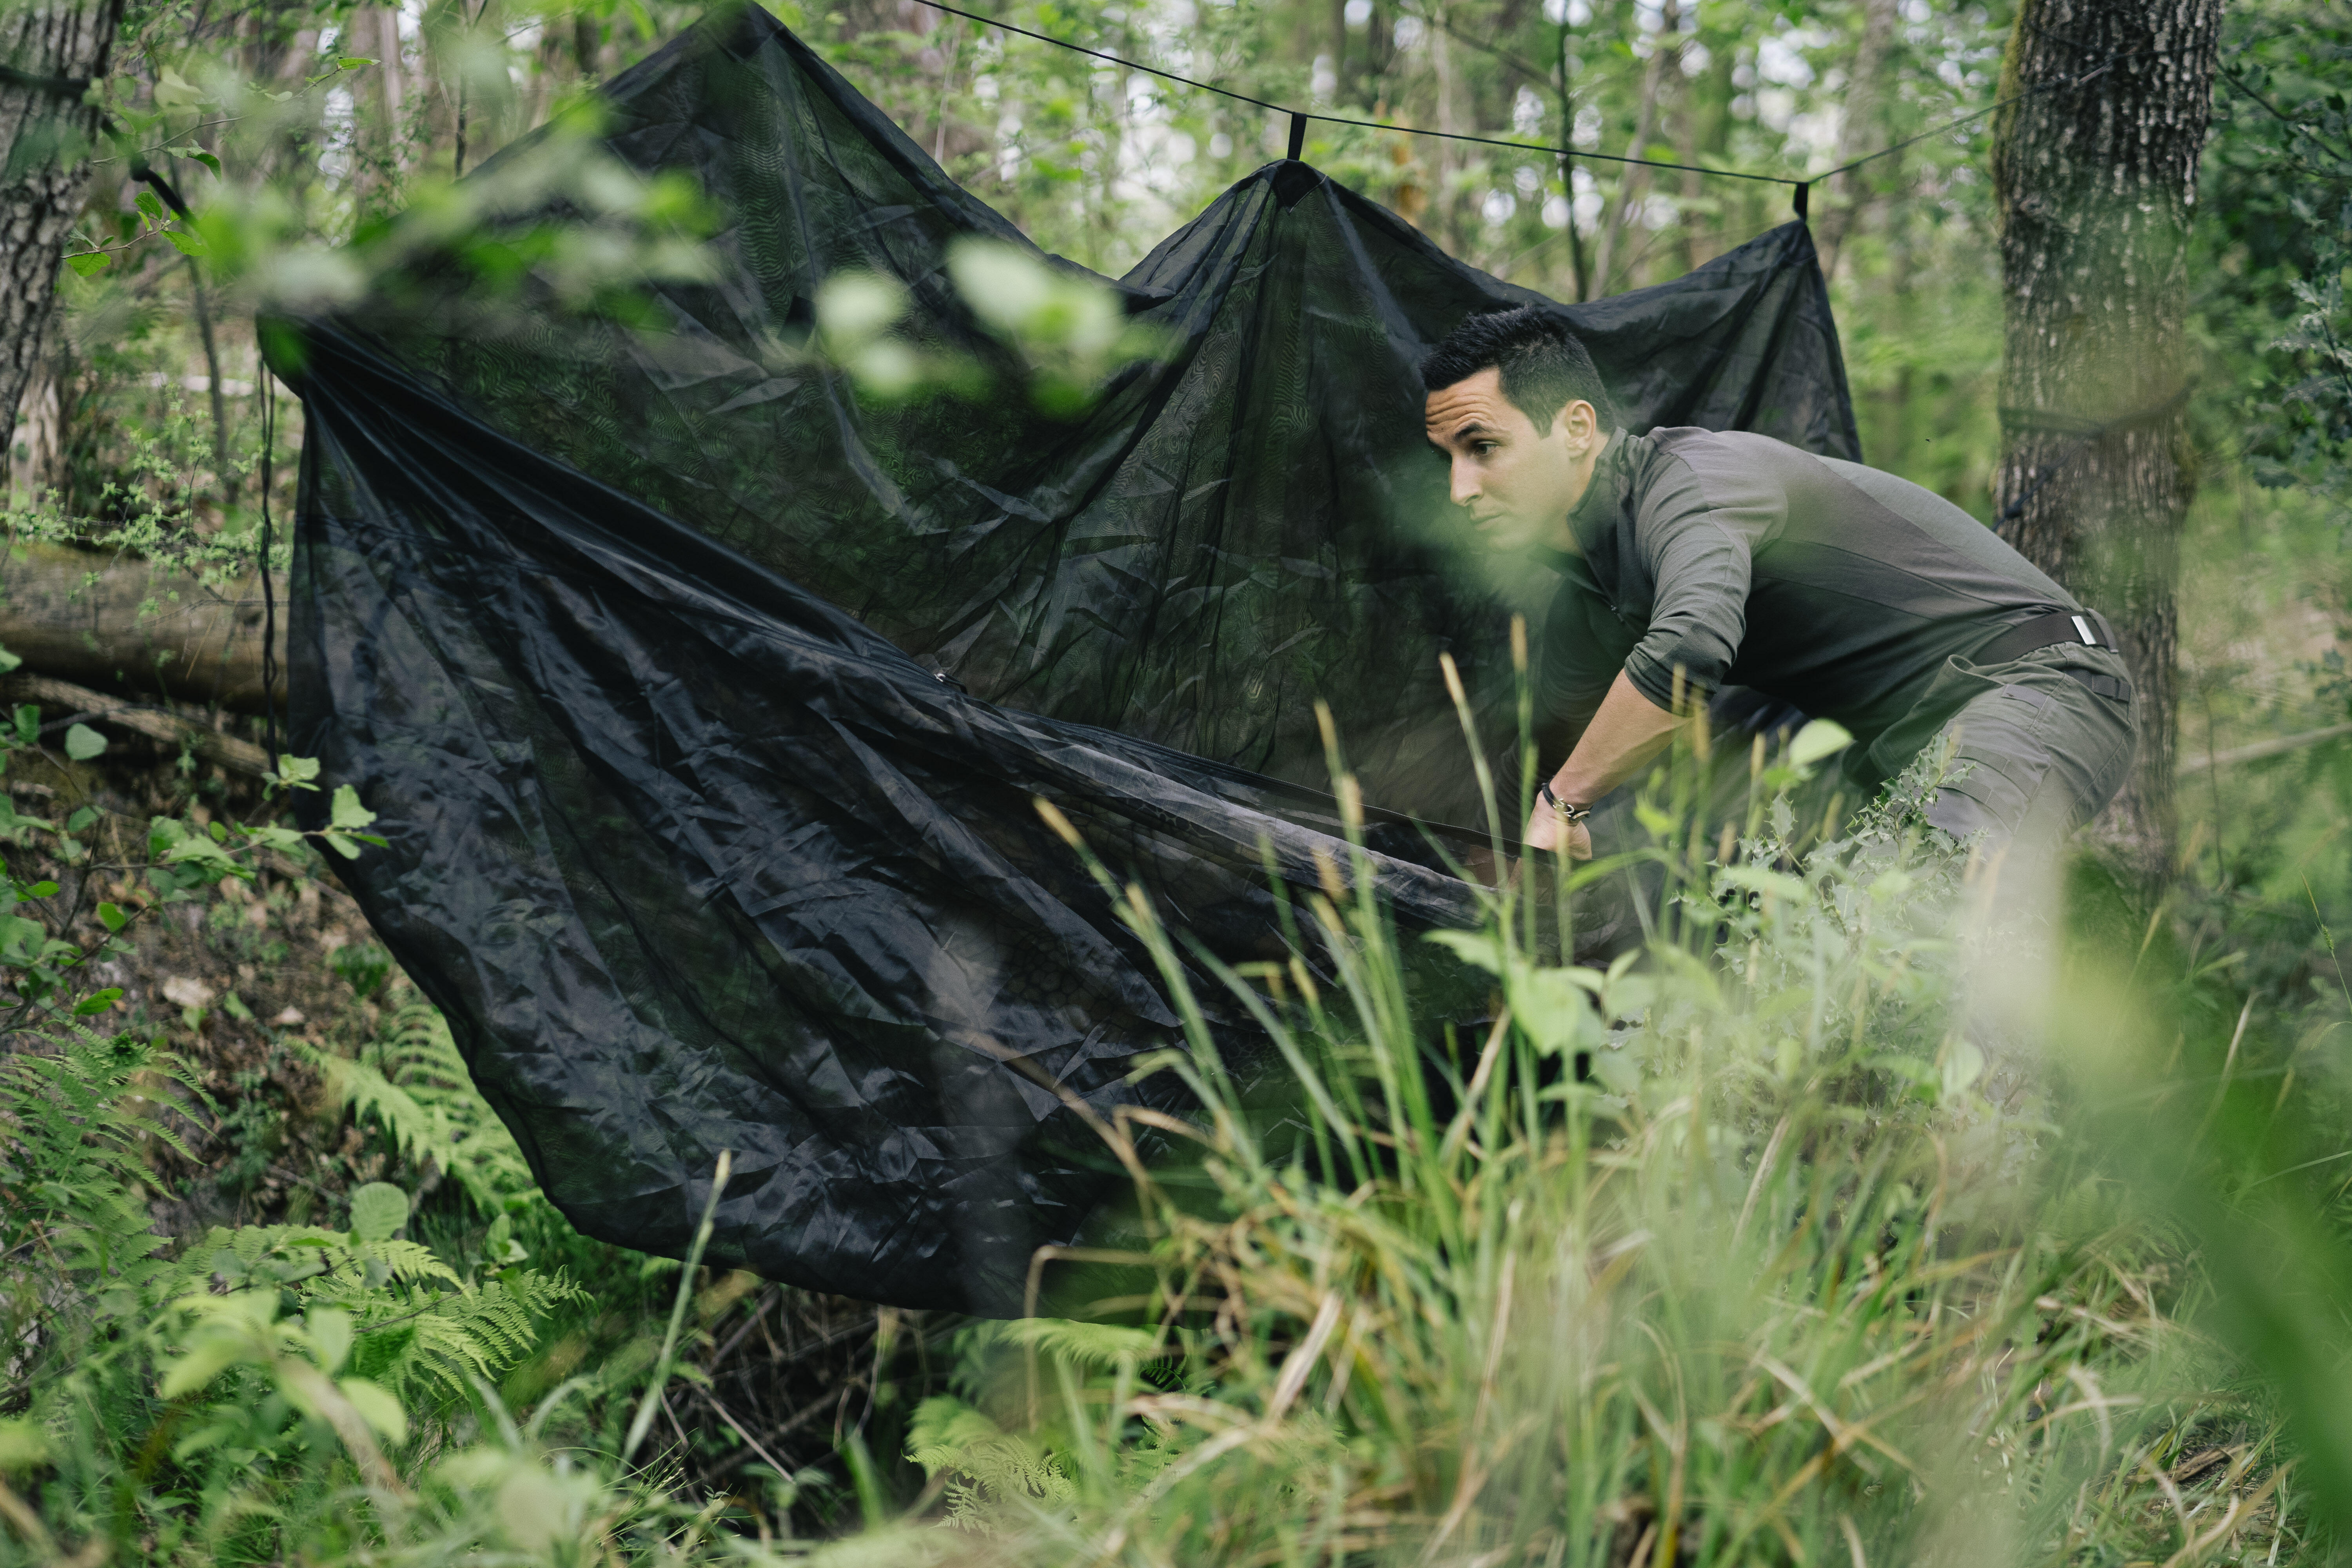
[4,717,930,1526]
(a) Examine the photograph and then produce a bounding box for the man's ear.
[1563,399,1598,451]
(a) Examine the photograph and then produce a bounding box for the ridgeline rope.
[900,0,2149,220]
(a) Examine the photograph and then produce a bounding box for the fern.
[0,1031,205,1337]
[171,1222,582,1403]
[303,1003,542,1213]
[340,1271,581,1402]
[906,1396,1074,1528]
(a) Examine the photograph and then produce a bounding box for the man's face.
[1423,367,1599,554]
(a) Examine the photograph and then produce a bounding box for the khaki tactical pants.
[1867,643,2139,851]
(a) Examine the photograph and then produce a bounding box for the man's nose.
[1450,458,1480,508]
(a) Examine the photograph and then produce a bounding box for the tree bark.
[1,0,125,465]
[0,543,285,713]
[1816,0,1901,281]
[1991,0,2221,895]
[1590,0,1677,297]
[1552,20,1589,301]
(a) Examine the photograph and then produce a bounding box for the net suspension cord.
[898,0,2155,222]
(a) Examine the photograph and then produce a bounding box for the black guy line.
[900,0,2152,217]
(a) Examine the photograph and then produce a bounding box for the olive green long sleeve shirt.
[1537,427,2084,778]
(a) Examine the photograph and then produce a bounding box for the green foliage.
[0,1029,200,1350]
[171,1215,581,1404]
[877,702,2307,1566]
[906,1397,1073,1528]
[0,965,593,1559]
[304,1002,542,1215]
[9,1,2352,1561]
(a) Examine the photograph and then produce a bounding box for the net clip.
[1286,113,1307,162]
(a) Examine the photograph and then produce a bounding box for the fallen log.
[0,543,284,714]
[0,672,270,777]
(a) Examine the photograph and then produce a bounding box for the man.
[1419,307,2136,861]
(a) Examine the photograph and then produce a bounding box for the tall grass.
[4,635,2347,1563]
[885,637,2258,1567]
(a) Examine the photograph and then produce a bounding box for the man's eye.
[1471,441,1497,456]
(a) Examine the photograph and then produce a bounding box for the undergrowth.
[0,648,2346,1565]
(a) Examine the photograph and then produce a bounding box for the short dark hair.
[1418,307,1614,433]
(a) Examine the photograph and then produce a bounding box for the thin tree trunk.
[345,7,400,213]
[1678,41,1735,272]
[1,0,126,464]
[1991,0,2222,895]
[1553,18,1588,300]
[1817,0,1900,281]
[1433,5,1461,250]
[1672,57,1702,276]
[185,254,232,502]
[1590,0,1676,296]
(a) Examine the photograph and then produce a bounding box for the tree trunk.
[1,0,125,464]
[1816,0,1901,281]
[1991,0,2221,895]
[1591,0,1677,296]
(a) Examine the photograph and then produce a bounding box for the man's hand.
[1522,802,1594,860]
[1517,670,1686,861]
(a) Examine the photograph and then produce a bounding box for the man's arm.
[1522,669,1682,857]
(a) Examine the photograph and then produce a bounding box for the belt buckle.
[2069,613,2098,647]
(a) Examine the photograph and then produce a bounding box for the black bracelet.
[1540,780,1591,822]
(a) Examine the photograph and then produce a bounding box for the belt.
[1971,609,2131,702]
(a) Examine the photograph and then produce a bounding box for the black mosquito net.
[276,2,1859,1312]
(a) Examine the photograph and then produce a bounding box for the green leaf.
[16,706,41,747]
[998,1317,1161,1367]
[73,988,123,1017]
[330,784,377,833]
[162,227,208,257]
[0,1418,50,1474]
[96,901,126,932]
[274,755,323,791]
[134,189,166,224]
[67,806,98,832]
[1423,927,1504,976]
[64,723,107,761]
[336,55,378,69]
[1787,718,1854,769]
[1938,1038,1988,1102]
[1717,864,1812,906]
[23,881,57,899]
[0,915,47,965]
[1508,966,1597,1057]
[167,145,223,178]
[338,1377,408,1444]
[0,645,22,676]
[160,1334,249,1398]
[305,1307,354,1373]
[221,991,253,1022]
[162,834,239,871]
[347,1182,410,1243]
[65,250,111,277]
